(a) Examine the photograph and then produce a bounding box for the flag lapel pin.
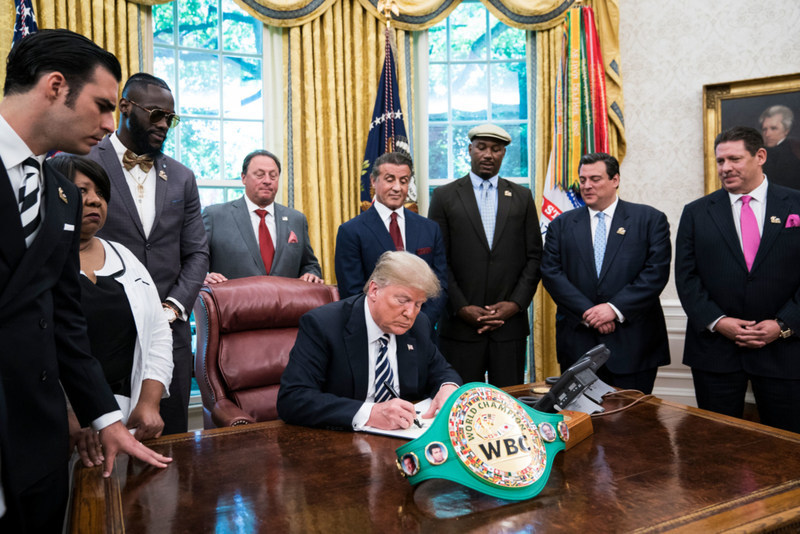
[504,190,512,197]
[407,344,414,351]
[282,216,289,221]
[159,170,168,181]
[617,227,626,235]
[771,216,781,224]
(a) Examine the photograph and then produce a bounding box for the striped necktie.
[19,157,42,248]
[374,334,394,403]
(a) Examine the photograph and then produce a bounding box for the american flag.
[13,0,38,46]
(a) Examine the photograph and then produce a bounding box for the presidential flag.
[360,29,412,212]
[13,0,38,46]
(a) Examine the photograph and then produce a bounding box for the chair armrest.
[211,399,257,427]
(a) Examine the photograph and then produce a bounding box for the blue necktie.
[594,212,606,277]
[480,181,496,249]
[374,334,394,403]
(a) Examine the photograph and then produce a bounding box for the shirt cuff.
[352,402,375,430]
[440,382,459,391]
[91,410,124,432]
[708,316,726,332]
[607,302,625,323]
[167,297,188,322]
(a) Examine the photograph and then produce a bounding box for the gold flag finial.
[376,0,399,28]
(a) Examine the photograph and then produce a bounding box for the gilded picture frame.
[703,73,800,195]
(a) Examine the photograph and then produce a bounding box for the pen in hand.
[383,380,422,428]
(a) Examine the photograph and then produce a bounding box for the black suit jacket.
[276,295,462,430]
[334,205,448,326]
[764,139,800,191]
[0,159,117,494]
[541,200,671,374]
[675,183,800,378]
[428,175,543,342]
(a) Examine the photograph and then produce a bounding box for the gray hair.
[363,251,441,299]
[760,105,794,132]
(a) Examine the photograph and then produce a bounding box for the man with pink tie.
[676,126,800,433]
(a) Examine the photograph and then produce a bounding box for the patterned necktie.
[122,149,154,173]
[740,195,760,271]
[374,334,394,404]
[480,181,496,249]
[255,209,275,274]
[389,212,404,251]
[19,157,42,248]
[594,212,606,277]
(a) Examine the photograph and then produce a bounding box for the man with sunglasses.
[89,73,209,436]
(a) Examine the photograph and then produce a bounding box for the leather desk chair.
[193,276,339,429]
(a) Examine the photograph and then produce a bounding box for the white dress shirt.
[110,133,156,238]
[372,199,406,247]
[243,194,278,250]
[708,176,769,332]
[0,113,122,432]
[586,196,624,323]
[0,113,46,243]
[352,298,400,429]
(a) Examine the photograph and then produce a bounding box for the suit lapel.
[344,296,370,401]
[570,207,596,278]
[396,332,418,397]
[492,179,511,249]
[708,190,748,272]
[0,163,66,309]
[455,176,490,251]
[598,200,630,284]
[0,161,25,273]
[231,197,265,273]
[98,137,146,239]
[751,185,791,273]
[152,155,169,234]
[403,209,419,254]
[271,203,290,270]
[364,206,397,252]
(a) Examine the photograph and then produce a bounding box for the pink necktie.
[740,195,760,271]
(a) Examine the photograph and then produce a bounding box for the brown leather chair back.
[194,276,339,429]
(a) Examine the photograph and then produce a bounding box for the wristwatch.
[163,304,179,324]
[775,318,793,339]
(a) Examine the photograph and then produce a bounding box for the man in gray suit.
[202,149,323,284]
[88,73,209,435]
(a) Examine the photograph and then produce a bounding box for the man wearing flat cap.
[428,124,543,386]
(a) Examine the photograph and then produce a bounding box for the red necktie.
[390,212,404,251]
[255,209,275,274]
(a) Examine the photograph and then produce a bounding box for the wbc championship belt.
[395,383,568,501]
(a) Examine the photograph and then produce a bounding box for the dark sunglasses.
[128,100,181,128]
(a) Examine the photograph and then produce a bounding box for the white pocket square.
[63,224,75,231]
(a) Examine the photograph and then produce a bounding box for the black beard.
[128,115,165,157]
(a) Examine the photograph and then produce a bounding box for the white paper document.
[356,398,436,440]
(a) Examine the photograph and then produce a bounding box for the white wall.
[619,0,800,402]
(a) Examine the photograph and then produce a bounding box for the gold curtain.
[532,0,626,381]
[229,0,573,30]
[0,0,146,103]
[283,0,414,283]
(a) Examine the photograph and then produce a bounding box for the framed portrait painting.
[703,73,800,194]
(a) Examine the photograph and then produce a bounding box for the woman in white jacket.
[50,155,173,468]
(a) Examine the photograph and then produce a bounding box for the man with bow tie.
[88,72,209,436]
[201,149,322,284]
[277,251,461,431]
[676,126,800,433]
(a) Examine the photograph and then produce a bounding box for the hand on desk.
[421,384,458,419]
[126,380,166,441]
[99,421,172,478]
[366,398,417,430]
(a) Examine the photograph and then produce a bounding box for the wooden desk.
[70,386,800,533]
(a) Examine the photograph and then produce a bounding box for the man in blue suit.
[335,152,447,340]
[542,153,671,394]
[278,251,461,431]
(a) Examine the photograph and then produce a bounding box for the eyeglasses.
[128,100,181,128]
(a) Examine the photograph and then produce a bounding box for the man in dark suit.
[277,251,461,431]
[0,30,169,532]
[541,153,671,394]
[88,73,209,435]
[676,126,800,433]
[335,151,447,337]
[428,124,543,387]
[202,149,322,284]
